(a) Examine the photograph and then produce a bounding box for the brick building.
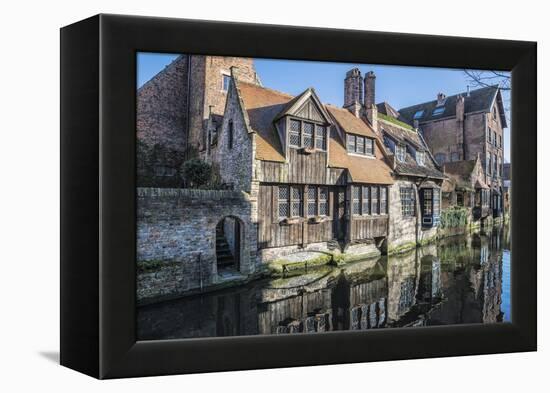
[397,86,507,218]
[136,55,260,187]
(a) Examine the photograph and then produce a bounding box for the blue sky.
[137,52,510,161]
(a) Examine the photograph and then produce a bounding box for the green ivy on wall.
[440,207,469,228]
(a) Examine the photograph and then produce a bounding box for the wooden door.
[333,187,346,241]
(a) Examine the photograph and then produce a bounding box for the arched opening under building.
[215,216,243,272]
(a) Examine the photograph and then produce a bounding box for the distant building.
[377,86,507,219]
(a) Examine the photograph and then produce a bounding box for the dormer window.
[347,134,374,156]
[395,144,406,162]
[413,110,424,119]
[416,151,425,166]
[432,106,445,116]
[289,118,326,151]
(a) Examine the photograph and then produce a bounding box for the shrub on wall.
[181,158,212,188]
[440,207,469,228]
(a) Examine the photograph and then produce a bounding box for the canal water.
[137,224,511,340]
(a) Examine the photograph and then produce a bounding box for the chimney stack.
[343,68,363,117]
[364,71,376,109]
[364,71,377,129]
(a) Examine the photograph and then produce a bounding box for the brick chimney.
[364,71,376,109]
[343,68,363,117]
[364,71,377,129]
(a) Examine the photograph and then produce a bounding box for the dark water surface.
[137,224,510,340]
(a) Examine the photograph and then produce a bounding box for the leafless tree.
[463,70,511,91]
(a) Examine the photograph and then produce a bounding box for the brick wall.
[137,55,189,187]
[136,188,257,302]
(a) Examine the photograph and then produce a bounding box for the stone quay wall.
[137,188,256,303]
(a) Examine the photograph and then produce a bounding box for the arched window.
[228,120,234,149]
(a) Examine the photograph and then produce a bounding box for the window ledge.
[279,217,303,225]
[308,216,329,224]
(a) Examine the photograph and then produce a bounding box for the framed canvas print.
[60,14,536,379]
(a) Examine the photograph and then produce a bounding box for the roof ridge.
[237,80,295,99]
[398,84,499,112]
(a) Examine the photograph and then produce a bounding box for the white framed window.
[395,145,406,162]
[347,134,374,156]
[400,187,415,217]
[416,151,425,166]
[222,73,231,91]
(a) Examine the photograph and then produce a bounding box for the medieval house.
[397,86,507,219]
[135,56,487,302]
[350,71,445,252]
[441,155,491,221]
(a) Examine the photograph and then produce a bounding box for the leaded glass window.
[278,186,289,219]
[289,119,301,147]
[371,186,379,215]
[319,187,328,216]
[362,186,370,215]
[303,122,314,148]
[307,187,317,217]
[315,125,326,150]
[352,186,360,215]
[291,186,303,217]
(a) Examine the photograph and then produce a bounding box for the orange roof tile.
[237,81,291,162]
[328,129,394,185]
[326,105,378,138]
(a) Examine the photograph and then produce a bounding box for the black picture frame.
[60,14,537,379]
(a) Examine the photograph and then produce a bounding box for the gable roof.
[235,79,393,184]
[327,128,394,185]
[274,88,332,124]
[376,102,401,119]
[379,120,445,179]
[236,81,291,162]
[398,85,507,127]
[325,105,378,138]
[443,157,488,191]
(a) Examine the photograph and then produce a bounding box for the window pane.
[303,122,314,148]
[362,186,370,215]
[347,134,356,152]
[290,120,301,147]
[380,187,387,214]
[365,138,374,155]
[307,186,317,216]
[352,185,360,215]
[291,186,302,217]
[371,186,379,215]
[278,186,288,219]
[319,202,328,216]
[356,136,365,154]
[222,74,230,91]
[315,125,326,150]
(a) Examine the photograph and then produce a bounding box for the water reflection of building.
[386,250,419,324]
[137,227,508,340]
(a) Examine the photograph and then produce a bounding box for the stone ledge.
[137,187,247,201]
